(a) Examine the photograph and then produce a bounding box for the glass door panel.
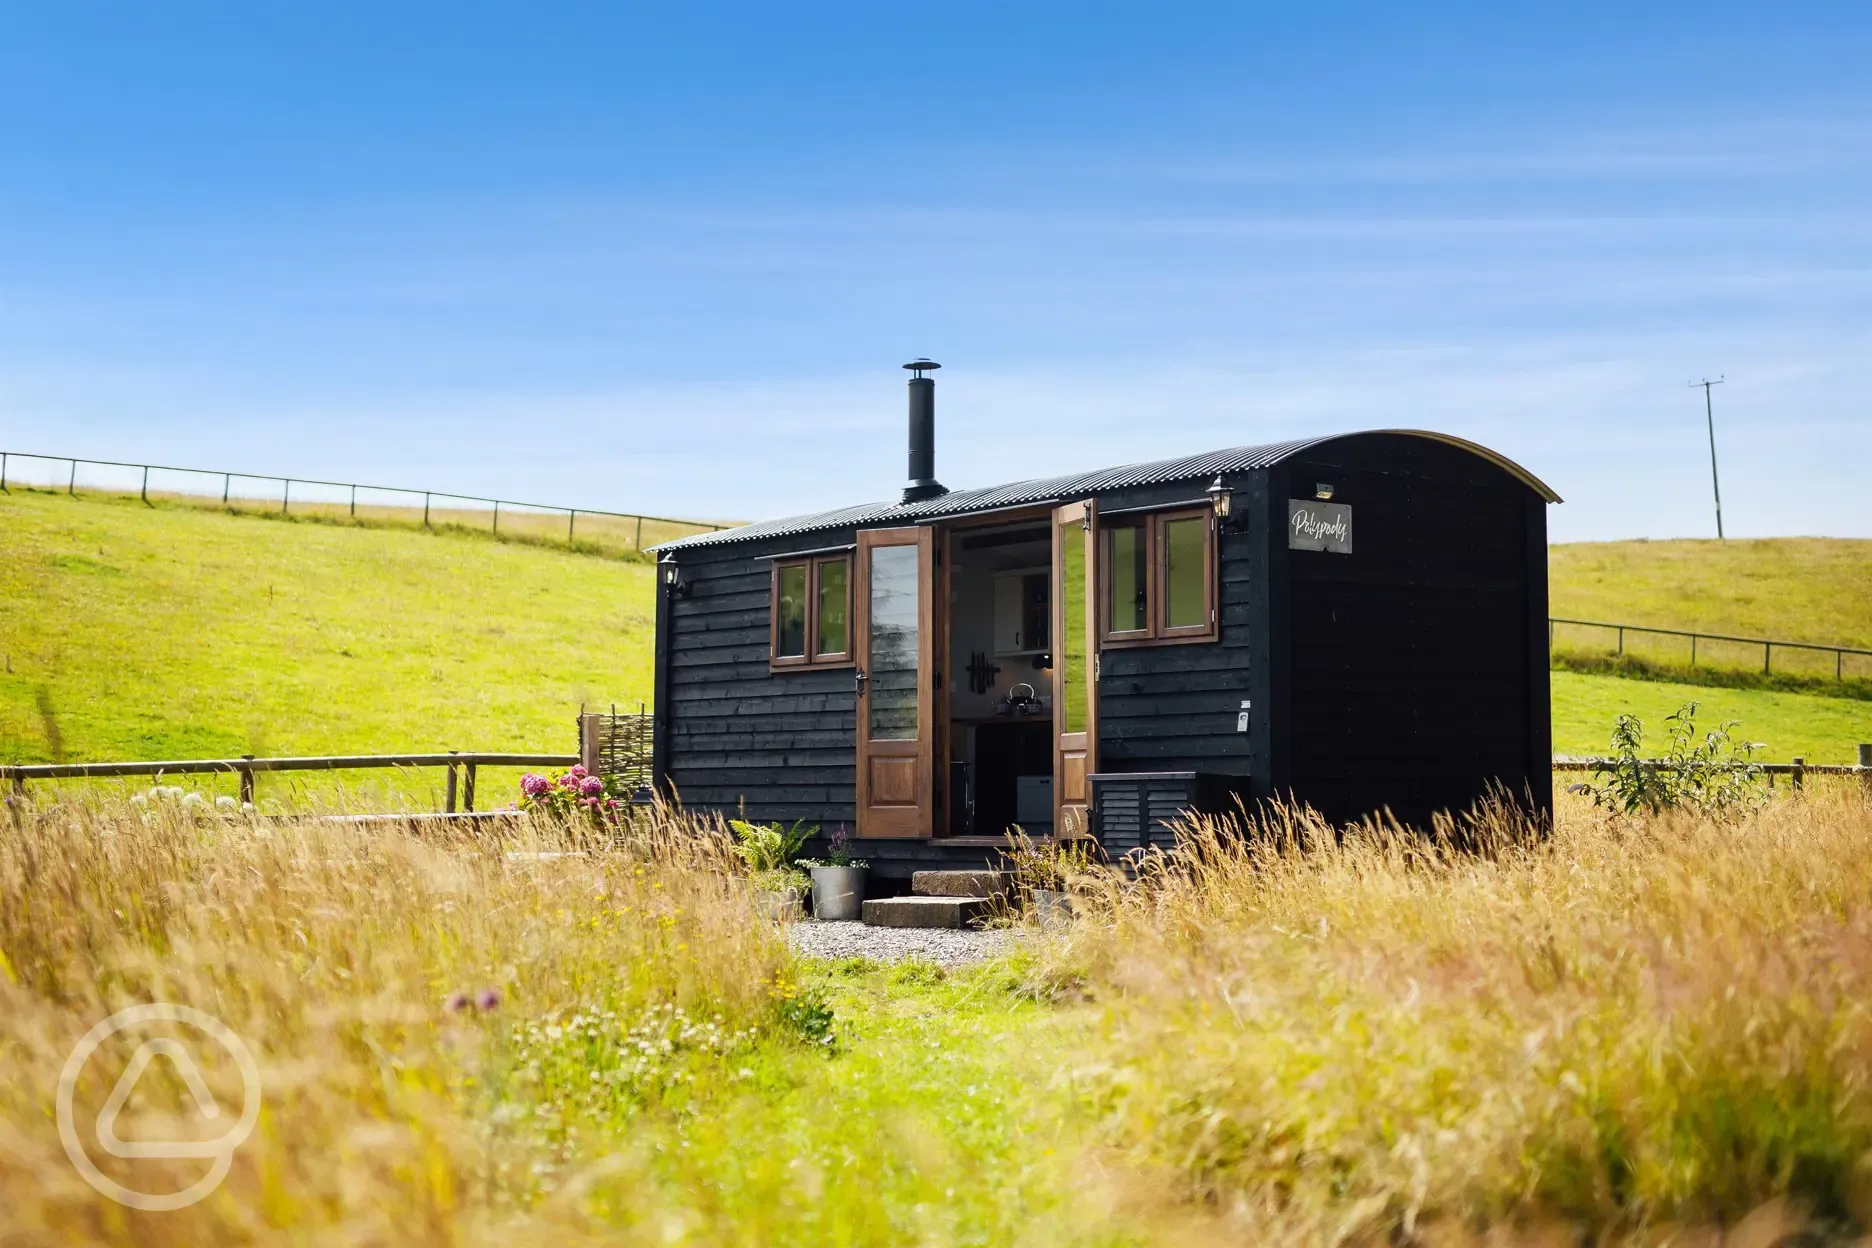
[1052,501,1097,837]
[854,527,934,838]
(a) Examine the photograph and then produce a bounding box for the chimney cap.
[902,359,941,376]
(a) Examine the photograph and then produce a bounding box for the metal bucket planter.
[755,888,805,923]
[810,865,867,921]
[1031,888,1073,930]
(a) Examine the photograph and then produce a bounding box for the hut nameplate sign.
[1288,500,1353,554]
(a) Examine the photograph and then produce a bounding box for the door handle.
[854,667,867,696]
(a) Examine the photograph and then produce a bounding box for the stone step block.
[910,869,1009,898]
[860,896,995,929]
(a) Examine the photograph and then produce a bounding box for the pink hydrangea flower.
[520,773,552,799]
[579,775,606,799]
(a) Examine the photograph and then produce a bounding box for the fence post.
[1838,650,1844,681]
[635,515,644,551]
[223,473,231,504]
[445,752,459,814]
[492,501,500,534]
[424,493,431,527]
[69,459,77,495]
[1616,626,1623,656]
[1792,756,1805,793]
[464,763,477,813]
[1,451,7,491]
[283,479,290,515]
[568,510,576,543]
[140,465,150,505]
[1690,634,1697,667]
[1859,744,1872,797]
[1764,642,1772,675]
[238,755,255,805]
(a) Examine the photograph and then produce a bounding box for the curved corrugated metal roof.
[655,428,1559,553]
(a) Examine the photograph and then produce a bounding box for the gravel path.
[786,920,1018,968]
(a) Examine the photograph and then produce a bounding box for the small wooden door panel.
[855,526,935,838]
[1052,501,1098,837]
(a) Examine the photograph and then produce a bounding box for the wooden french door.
[1052,501,1098,837]
[854,526,936,838]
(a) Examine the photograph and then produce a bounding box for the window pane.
[1058,516,1088,735]
[867,545,919,740]
[816,558,849,656]
[1163,516,1207,629]
[775,564,807,658]
[1105,521,1148,633]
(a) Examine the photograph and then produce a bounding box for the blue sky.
[1,3,1867,540]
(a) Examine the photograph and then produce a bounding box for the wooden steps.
[859,869,1008,928]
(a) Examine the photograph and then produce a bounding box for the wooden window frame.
[1098,506,1218,648]
[770,554,855,670]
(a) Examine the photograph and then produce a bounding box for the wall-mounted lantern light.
[661,559,692,599]
[1206,474,1232,518]
[1315,483,1335,501]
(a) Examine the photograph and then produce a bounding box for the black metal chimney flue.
[900,359,948,503]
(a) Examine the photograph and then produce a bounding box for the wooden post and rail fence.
[1555,745,1872,794]
[0,752,577,811]
[1,712,657,811]
[0,449,730,554]
[7,745,1870,809]
[1549,617,1872,681]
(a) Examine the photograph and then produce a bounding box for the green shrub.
[1586,700,1766,819]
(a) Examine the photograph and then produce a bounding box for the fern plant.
[728,819,815,892]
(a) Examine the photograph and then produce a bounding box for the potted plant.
[1006,835,1098,929]
[730,819,813,922]
[799,826,868,921]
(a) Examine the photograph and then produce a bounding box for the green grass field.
[0,487,653,802]
[4,490,1868,790]
[1554,671,1870,764]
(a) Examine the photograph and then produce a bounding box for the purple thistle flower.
[579,775,606,799]
[520,773,551,799]
[475,987,502,1012]
[444,991,470,1014]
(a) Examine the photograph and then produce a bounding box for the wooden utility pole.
[1691,377,1725,540]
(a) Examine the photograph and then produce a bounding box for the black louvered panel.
[1096,784,1146,854]
[1145,783,1193,848]
[1090,771,1254,856]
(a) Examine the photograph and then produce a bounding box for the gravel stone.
[786,920,1019,968]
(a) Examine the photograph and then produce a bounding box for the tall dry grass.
[1051,785,1872,1243]
[0,796,787,1245]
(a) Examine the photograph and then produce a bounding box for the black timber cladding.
[662,526,862,828]
[653,428,1559,844]
[1273,434,1553,826]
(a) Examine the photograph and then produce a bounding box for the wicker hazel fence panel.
[578,707,654,797]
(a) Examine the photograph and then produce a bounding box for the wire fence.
[0,450,732,556]
[1549,617,1872,682]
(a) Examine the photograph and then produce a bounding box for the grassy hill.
[1550,538,1872,684]
[4,492,1867,797]
[1548,538,1872,763]
[1,487,653,802]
